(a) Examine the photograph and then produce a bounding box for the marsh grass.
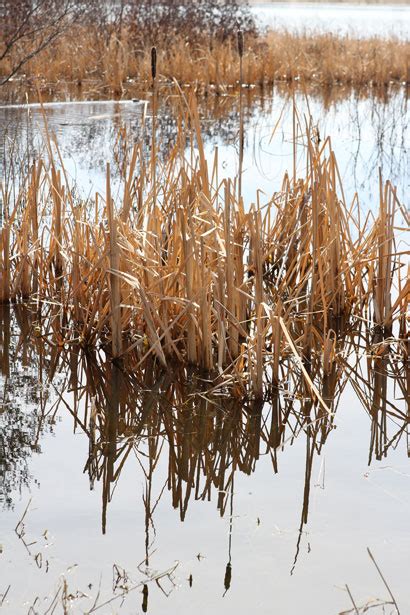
[0,88,407,400]
[1,27,409,98]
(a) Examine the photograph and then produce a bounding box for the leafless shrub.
[0,0,86,85]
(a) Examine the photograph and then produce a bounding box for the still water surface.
[0,305,408,614]
[1,87,408,214]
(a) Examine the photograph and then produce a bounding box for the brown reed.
[0,92,406,400]
[1,27,408,99]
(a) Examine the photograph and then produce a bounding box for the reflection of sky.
[252,2,410,40]
[211,90,409,215]
[1,90,408,217]
[0,100,147,202]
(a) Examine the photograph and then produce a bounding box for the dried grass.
[0,91,407,399]
[1,27,408,97]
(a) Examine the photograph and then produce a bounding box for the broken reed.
[0,93,407,399]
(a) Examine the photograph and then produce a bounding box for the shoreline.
[2,31,408,105]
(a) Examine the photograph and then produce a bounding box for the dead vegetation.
[1,23,409,97]
[0,90,407,401]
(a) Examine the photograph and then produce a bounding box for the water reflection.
[1,305,407,531]
[0,78,408,607]
[1,85,408,211]
[0,306,54,509]
[0,303,408,612]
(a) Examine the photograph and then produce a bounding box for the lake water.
[252,2,410,39]
[0,305,408,614]
[1,87,408,216]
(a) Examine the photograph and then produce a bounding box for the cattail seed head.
[151,46,157,81]
[224,562,232,591]
[237,30,244,58]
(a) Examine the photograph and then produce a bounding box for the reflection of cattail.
[151,46,157,81]
[224,562,232,592]
[142,584,148,613]
[237,29,244,58]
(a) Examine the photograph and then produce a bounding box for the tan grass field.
[1,26,408,99]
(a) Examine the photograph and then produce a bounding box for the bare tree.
[0,0,85,86]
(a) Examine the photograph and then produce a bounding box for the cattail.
[238,29,244,202]
[151,46,157,81]
[151,46,157,209]
[237,29,244,58]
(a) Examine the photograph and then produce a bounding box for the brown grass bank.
[1,27,409,99]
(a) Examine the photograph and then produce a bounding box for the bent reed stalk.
[0,91,407,399]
